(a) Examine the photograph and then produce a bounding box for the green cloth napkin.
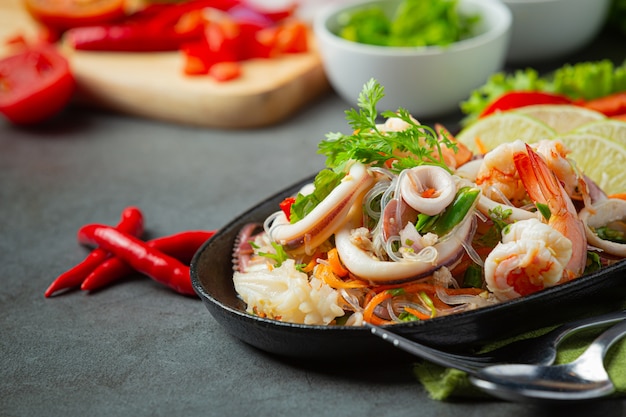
[413,320,626,401]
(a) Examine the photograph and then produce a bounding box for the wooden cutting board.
[0,0,330,128]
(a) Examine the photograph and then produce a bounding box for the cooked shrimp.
[484,218,573,300]
[533,139,589,203]
[483,144,587,301]
[434,124,473,169]
[475,140,528,206]
[476,139,588,206]
[514,143,587,278]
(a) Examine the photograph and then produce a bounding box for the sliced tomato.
[24,0,127,32]
[274,20,308,54]
[0,44,75,125]
[209,61,241,82]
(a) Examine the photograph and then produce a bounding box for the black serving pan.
[190,174,626,360]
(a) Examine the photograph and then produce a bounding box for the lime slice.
[514,105,606,134]
[456,112,557,154]
[571,119,626,148]
[558,133,626,195]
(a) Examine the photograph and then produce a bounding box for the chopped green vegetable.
[535,202,551,222]
[290,169,345,223]
[478,205,513,247]
[337,0,479,47]
[595,225,626,243]
[258,242,290,267]
[414,187,480,237]
[418,291,436,318]
[460,59,626,125]
[387,288,406,297]
[398,311,421,322]
[463,264,483,288]
[430,186,480,236]
[319,79,457,173]
[585,251,603,275]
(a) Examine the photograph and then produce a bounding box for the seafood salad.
[232,80,626,326]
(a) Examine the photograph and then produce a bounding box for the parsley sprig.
[318,79,457,173]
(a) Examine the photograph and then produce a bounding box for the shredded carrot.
[316,264,369,289]
[301,251,324,273]
[301,257,318,273]
[608,193,626,201]
[403,306,431,321]
[327,248,349,277]
[363,291,393,325]
[421,188,437,198]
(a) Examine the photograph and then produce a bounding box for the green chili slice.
[429,186,480,236]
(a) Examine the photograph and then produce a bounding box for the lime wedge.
[456,113,557,154]
[514,105,606,134]
[558,133,626,195]
[571,119,626,148]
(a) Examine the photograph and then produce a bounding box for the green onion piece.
[258,242,290,267]
[418,291,436,318]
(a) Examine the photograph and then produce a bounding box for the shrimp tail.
[513,143,561,207]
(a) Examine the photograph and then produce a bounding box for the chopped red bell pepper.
[479,91,575,118]
[59,0,308,82]
[279,197,296,222]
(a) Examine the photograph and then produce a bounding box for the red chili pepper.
[279,196,296,222]
[81,230,215,291]
[66,24,203,52]
[44,206,144,297]
[67,0,239,52]
[479,91,574,118]
[77,224,197,296]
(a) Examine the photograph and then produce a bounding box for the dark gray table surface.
[2,27,626,417]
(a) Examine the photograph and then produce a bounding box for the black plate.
[190,175,626,360]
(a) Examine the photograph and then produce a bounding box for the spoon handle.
[579,319,626,362]
[552,309,626,346]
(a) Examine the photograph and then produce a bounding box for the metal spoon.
[469,320,626,402]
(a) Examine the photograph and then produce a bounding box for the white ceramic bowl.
[313,0,512,118]
[502,0,611,64]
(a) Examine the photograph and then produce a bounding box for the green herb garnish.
[289,169,345,223]
[292,79,457,221]
[337,0,479,47]
[478,205,513,247]
[318,79,457,173]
